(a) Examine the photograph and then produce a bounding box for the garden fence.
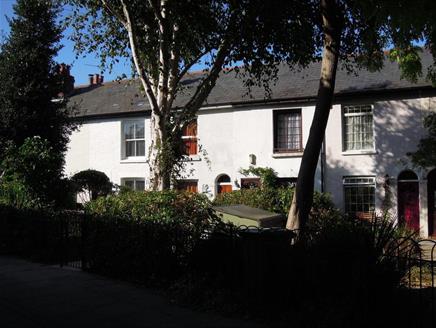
[0,207,434,326]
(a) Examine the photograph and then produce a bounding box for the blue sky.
[0,0,131,85]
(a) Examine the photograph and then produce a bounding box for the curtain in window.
[276,111,301,151]
[344,105,374,151]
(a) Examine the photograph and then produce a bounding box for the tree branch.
[173,46,213,87]
[167,22,180,110]
[120,0,159,113]
[175,32,234,128]
[148,0,164,24]
[156,0,170,114]
[101,0,126,25]
[179,5,240,120]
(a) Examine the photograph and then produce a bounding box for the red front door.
[428,170,436,237]
[398,181,420,232]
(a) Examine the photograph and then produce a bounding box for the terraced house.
[65,53,436,238]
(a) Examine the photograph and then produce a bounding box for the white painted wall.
[325,96,436,236]
[64,95,436,236]
[65,117,151,187]
[64,103,319,196]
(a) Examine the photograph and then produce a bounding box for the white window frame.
[342,104,375,153]
[121,178,145,191]
[343,176,376,215]
[122,120,145,159]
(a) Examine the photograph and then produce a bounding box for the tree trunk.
[149,111,171,191]
[286,0,342,231]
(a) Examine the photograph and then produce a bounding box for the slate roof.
[69,51,436,118]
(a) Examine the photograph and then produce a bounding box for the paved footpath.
[0,256,263,328]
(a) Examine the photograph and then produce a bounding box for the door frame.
[397,170,420,232]
[428,169,436,237]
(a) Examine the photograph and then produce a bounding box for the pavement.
[0,256,263,328]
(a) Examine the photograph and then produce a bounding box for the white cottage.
[65,54,436,238]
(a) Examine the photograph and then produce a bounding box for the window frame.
[176,180,198,193]
[342,104,375,152]
[122,120,146,159]
[181,120,198,156]
[121,177,145,191]
[240,178,261,189]
[273,108,303,153]
[343,176,376,218]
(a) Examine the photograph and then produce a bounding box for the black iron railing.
[0,206,434,326]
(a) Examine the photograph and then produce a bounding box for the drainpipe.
[320,136,326,193]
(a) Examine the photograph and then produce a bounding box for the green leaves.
[0,0,75,158]
[0,137,65,208]
[71,169,113,200]
[389,47,423,83]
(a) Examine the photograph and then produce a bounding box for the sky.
[0,0,132,85]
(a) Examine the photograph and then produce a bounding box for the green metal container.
[213,204,285,228]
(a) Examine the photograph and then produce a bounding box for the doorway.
[216,174,232,194]
[397,170,420,232]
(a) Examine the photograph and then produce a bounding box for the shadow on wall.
[374,98,426,177]
[325,98,428,218]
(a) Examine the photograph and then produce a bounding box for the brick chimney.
[88,73,104,86]
[55,63,75,97]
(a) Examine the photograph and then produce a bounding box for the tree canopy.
[0,0,76,207]
[286,0,436,231]
[65,0,436,227]
[65,0,321,189]
[0,0,74,158]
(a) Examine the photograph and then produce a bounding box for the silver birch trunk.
[286,0,342,231]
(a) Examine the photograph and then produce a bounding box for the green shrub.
[86,190,220,230]
[214,186,337,218]
[0,137,71,208]
[71,169,113,200]
[0,179,40,209]
[239,166,278,189]
[83,190,223,284]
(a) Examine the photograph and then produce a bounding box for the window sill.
[181,155,201,162]
[120,157,147,164]
[272,152,304,158]
[341,150,377,156]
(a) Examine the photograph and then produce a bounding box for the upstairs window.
[123,121,145,157]
[182,120,198,155]
[122,178,145,191]
[274,109,302,153]
[343,105,374,151]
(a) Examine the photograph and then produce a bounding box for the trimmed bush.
[71,169,113,200]
[214,186,337,218]
[86,190,218,226]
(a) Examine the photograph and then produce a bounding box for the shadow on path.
[0,256,263,328]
